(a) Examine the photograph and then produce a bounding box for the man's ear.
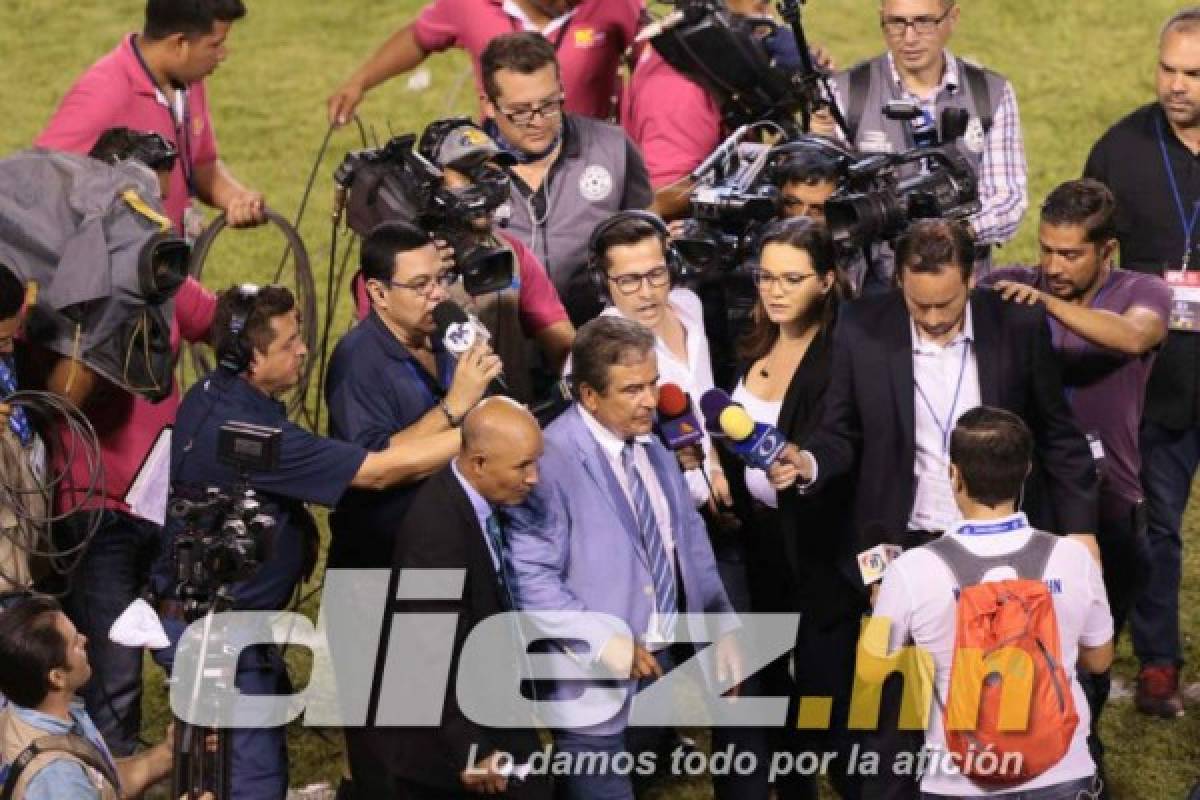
[1102,238,1119,267]
[47,667,67,693]
[948,462,964,494]
[578,382,599,414]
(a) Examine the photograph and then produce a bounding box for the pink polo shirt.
[622,48,722,189]
[36,34,220,234]
[54,277,216,516]
[413,0,643,121]
[353,232,568,333]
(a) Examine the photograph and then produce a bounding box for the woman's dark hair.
[738,217,841,364]
[143,0,246,40]
[0,595,68,709]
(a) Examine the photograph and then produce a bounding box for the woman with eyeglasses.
[719,217,867,800]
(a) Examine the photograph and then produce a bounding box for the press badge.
[1086,431,1106,463]
[1165,270,1200,331]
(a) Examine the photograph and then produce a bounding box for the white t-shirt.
[872,513,1113,796]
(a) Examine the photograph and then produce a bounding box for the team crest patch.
[963,118,986,154]
[193,116,205,138]
[579,165,614,202]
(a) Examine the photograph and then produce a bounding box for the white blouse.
[732,380,783,509]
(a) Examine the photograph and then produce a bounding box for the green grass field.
[1,1,1198,797]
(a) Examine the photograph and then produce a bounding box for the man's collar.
[949,511,1030,537]
[886,49,959,97]
[910,300,974,353]
[451,457,494,522]
[501,0,577,37]
[577,405,653,460]
[366,309,438,362]
[12,700,87,734]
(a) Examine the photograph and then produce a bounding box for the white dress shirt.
[907,305,982,532]
[599,288,719,506]
[732,381,783,509]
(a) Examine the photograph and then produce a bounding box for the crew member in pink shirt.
[33,0,259,757]
[328,0,643,125]
[37,0,265,235]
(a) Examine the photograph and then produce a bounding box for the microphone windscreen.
[658,383,689,417]
[718,405,756,442]
[432,300,468,335]
[699,388,733,428]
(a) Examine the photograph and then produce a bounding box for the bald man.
[348,397,549,800]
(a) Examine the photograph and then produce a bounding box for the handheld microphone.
[699,388,734,434]
[656,383,705,451]
[856,523,902,585]
[715,404,788,471]
[432,300,508,395]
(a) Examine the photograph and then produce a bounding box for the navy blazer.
[805,289,1098,548]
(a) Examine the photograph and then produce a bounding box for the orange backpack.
[926,531,1078,788]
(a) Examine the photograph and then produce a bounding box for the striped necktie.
[621,442,677,638]
[485,512,515,611]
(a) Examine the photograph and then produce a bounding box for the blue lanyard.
[1156,114,1200,272]
[914,338,971,455]
[131,35,195,196]
[957,515,1028,536]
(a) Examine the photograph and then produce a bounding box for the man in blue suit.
[507,315,740,800]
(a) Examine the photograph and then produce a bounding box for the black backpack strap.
[925,530,1059,589]
[959,61,994,136]
[1,734,119,800]
[845,61,873,145]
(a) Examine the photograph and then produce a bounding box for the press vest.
[0,707,118,800]
[500,115,631,320]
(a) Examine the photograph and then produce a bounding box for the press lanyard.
[131,35,195,196]
[956,515,1027,536]
[1156,114,1200,272]
[914,338,970,455]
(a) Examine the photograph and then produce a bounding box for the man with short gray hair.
[506,316,738,800]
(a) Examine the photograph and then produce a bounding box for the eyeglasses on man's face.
[880,7,953,37]
[389,269,460,297]
[608,266,671,295]
[493,93,566,127]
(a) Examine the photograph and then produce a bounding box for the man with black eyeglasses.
[821,0,1027,285]
[481,32,653,327]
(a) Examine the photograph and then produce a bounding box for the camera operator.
[36,0,265,236]
[418,118,575,385]
[624,0,829,220]
[822,0,1027,282]
[0,595,213,800]
[155,284,456,799]
[482,32,654,327]
[26,126,221,758]
[328,0,641,126]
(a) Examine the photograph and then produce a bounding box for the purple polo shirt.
[36,34,220,234]
[984,267,1172,502]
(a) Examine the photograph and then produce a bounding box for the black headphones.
[217,284,261,374]
[585,210,683,301]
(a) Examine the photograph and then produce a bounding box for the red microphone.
[656,383,705,451]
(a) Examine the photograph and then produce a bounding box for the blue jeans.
[1133,422,1195,667]
[54,510,162,757]
[921,775,1100,799]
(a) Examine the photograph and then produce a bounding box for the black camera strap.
[844,59,994,145]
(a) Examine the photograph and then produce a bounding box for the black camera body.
[824,107,981,251]
[334,135,515,296]
[169,424,281,620]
